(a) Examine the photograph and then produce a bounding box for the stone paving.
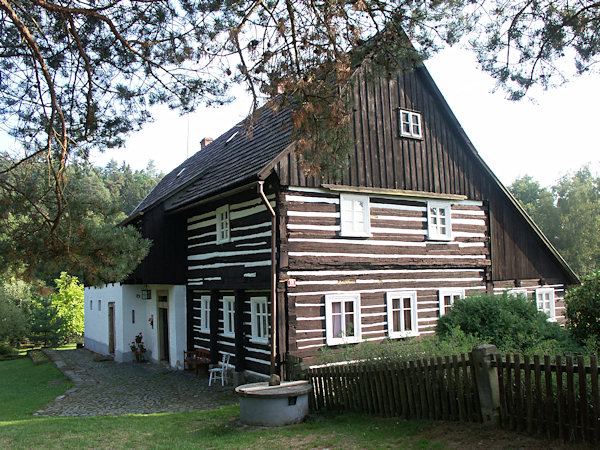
[36,349,237,417]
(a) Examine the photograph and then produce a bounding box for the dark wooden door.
[108,302,115,354]
[159,307,169,361]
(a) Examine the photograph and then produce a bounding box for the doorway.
[108,302,115,354]
[158,291,169,362]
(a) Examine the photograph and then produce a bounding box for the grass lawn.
[0,358,577,449]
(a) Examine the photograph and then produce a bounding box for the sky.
[91,46,600,188]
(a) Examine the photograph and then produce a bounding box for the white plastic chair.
[208,353,232,386]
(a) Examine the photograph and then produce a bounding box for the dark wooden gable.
[272,64,578,285]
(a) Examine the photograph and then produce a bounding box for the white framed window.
[400,110,422,138]
[250,296,269,343]
[90,300,93,310]
[340,193,371,237]
[216,205,230,244]
[427,201,452,240]
[387,291,419,338]
[98,300,102,311]
[536,288,556,321]
[438,289,464,316]
[325,294,361,346]
[199,295,210,332]
[222,296,235,336]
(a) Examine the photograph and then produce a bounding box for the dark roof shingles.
[130,107,292,215]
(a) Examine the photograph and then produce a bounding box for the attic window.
[399,110,422,139]
[176,168,186,178]
[226,131,239,144]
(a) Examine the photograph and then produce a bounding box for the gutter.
[257,180,279,385]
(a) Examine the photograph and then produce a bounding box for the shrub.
[0,298,29,346]
[436,292,576,354]
[565,270,600,346]
[317,327,485,365]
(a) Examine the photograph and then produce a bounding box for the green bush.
[0,341,17,356]
[565,270,600,346]
[317,327,485,364]
[0,298,29,346]
[436,292,576,354]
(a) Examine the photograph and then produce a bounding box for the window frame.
[399,110,423,139]
[222,296,235,337]
[536,288,556,321]
[386,291,419,338]
[427,201,452,241]
[250,296,269,344]
[216,204,231,244]
[339,193,371,238]
[325,293,361,346]
[438,289,465,317]
[199,295,210,333]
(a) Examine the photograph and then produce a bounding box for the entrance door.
[158,291,169,362]
[108,302,115,354]
[158,307,169,361]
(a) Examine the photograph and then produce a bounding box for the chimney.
[200,137,213,149]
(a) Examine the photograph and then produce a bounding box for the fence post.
[472,344,500,424]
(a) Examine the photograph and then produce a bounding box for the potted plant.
[130,332,147,362]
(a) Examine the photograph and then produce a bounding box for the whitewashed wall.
[84,284,187,368]
[83,283,123,357]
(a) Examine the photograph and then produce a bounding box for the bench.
[183,348,211,376]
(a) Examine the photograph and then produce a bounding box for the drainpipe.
[257,181,279,385]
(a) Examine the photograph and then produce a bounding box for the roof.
[128,106,292,218]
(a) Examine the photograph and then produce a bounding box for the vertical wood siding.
[272,64,572,284]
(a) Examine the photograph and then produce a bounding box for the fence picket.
[556,355,565,441]
[460,353,472,421]
[524,354,533,434]
[514,354,523,431]
[505,354,514,430]
[533,355,542,435]
[398,361,409,419]
[543,354,553,439]
[452,354,465,421]
[578,355,587,441]
[591,355,599,444]
[445,355,457,421]
[495,353,506,427]
[566,355,576,440]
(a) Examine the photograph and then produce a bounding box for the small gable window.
[438,289,465,316]
[222,296,235,336]
[199,295,210,332]
[340,193,371,238]
[216,205,230,244]
[250,296,269,343]
[400,110,422,139]
[427,201,452,240]
[325,294,361,346]
[536,288,556,321]
[387,291,419,338]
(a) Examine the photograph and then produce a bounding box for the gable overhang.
[417,64,580,285]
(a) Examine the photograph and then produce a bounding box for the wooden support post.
[234,289,246,385]
[472,344,501,424]
[209,290,219,364]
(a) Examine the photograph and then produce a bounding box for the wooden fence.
[307,354,481,422]
[306,351,600,444]
[493,354,600,443]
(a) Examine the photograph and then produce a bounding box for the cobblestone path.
[37,349,237,417]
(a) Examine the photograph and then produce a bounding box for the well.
[235,380,312,426]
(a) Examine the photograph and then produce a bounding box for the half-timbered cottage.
[84,60,578,378]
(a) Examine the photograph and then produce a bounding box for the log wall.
[281,187,490,365]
